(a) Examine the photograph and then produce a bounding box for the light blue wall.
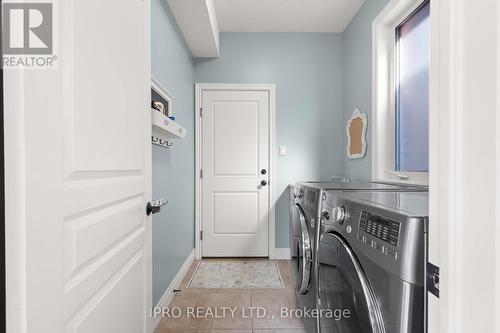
[150,0,389,275]
[195,33,345,248]
[151,0,195,305]
[342,0,390,181]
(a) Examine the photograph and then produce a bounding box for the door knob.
[261,180,268,186]
[146,202,161,216]
[261,169,267,175]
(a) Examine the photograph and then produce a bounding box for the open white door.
[429,0,500,332]
[4,1,152,332]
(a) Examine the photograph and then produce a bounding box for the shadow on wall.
[275,186,293,249]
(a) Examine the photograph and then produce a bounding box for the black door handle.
[261,180,268,186]
[146,202,161,216]
[261,169,267,175]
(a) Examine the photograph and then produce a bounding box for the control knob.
[332,205,347,224]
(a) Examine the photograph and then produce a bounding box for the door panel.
[213,192,259,234]
[213,102,259,175]
[65,196,143,276]
[70,0,146,172]
[66,254,144,333]
[4,0,152,332]
[202,90,269,257]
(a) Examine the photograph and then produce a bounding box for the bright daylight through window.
[395,1,430,172]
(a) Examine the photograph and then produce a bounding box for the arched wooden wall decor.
[346,108,368,159]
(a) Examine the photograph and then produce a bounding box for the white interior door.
[201,89,270,257]
[4,0,152,332]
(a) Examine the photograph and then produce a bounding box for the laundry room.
[2,0,499,333]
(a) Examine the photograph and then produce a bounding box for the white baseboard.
[270,248,291,260]
[151,249,195,331]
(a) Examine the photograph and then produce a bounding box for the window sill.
[374,172,429,187]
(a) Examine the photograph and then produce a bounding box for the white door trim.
[194,83,276,260]
[428,0,500,332]
[4,67,28,333]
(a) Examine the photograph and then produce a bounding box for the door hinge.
[200,230,203,240]
[200,107,203,117]
[200,169,203,179]
[426,262,439,298]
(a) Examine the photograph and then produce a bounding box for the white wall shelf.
[151,109,186,148]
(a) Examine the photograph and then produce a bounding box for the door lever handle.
[261,180,268,186]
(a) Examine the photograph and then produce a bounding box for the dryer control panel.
[359,211,400,246]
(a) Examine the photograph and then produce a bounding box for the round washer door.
[291,204,312,294]
[317,233,385,333]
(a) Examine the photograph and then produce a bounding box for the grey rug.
[188,260,284,289]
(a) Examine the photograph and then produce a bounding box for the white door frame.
[428,0,500,332]
[194,83,277,260]
[4,67,27,333]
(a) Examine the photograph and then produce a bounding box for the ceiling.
[214,0,365,33]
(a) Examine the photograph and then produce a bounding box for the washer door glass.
[317,233,385,333]
[291,204,312,294]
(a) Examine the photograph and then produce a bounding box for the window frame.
[372,0,430,186]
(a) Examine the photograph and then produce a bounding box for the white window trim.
[372,0,429,186]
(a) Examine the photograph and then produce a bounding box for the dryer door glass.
[317,233,385,333]
[291,204,312,294]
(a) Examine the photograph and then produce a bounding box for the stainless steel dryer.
[316,191,428,333]
[290,182,427,332]
[291,182,323,332]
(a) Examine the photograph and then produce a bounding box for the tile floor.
[154,259,308,333]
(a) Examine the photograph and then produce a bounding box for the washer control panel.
[359,211,400,246]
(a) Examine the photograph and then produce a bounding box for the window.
[372,0,430,185]
[395,1,430,172]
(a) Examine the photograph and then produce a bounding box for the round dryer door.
[291,204,312,295]
[317,233,385,333]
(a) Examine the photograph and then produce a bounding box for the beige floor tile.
[253,329,310,333]
[275,260,295,291]
[211,330,253,333]
[157,291,252,331]
[207,292,253,330]
[251,291,305,329]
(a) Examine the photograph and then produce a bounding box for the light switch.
[279,145,287,156]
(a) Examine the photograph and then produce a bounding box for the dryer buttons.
[386,248,398,260]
